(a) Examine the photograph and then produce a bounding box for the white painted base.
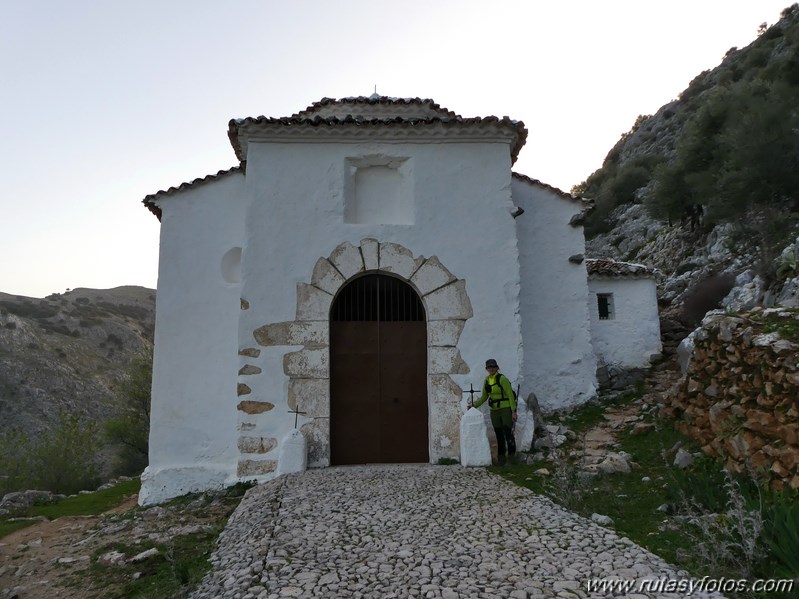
[459,408,492,467]
[278,429,308,474]
[139,464,232,506]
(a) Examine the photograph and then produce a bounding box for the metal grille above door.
[330,274,425,322]
[330,274,428,465]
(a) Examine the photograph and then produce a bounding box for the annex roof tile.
[585,258,658,279]
[511,172,592,205]
[142,166,243,220]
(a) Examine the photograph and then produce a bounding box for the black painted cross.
[463,383,478,408]
[288,404,307,429]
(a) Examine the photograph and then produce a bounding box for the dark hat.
[485,358,498,368]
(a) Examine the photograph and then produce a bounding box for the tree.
[31,413,101,494]
[105,349,152,476]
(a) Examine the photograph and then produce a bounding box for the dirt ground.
[0,492,232,599]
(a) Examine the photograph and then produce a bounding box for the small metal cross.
[463,383,478,407]
[288,404,307,429]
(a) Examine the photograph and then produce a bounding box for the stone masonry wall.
[235,239,473,476]
[663,308,799,490]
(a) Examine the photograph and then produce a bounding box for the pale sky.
[0,0,789,298]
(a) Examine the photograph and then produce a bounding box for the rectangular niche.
[344,155,413,225]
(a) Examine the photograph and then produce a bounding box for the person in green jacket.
[472,358,517,465]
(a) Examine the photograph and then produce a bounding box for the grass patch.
[0,480,141,539]
[492,422,697,566]
[549,387,643,432]
[79,530,223,599]
[495,406,799,596]
[758,315,799,342]
[28,479,141,520]
[76,488,246,599]
[0,518,42,538]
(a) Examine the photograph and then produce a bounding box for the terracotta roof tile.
[585,258,658,279]
[142,166,243,220]
[144,98,530,220]
[228,114,527,165]
[511,172,592,205]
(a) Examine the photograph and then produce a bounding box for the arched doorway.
[330,274,428,465]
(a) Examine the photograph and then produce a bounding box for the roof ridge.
[293,96,460,119]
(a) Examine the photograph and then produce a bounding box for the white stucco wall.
[236,139,522,479]
[512,178,598,411]
[587,277,662,368]
[139,173,245,506]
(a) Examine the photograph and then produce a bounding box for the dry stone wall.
[663,308,799,489]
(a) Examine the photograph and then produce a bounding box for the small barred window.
[597,293,614,320]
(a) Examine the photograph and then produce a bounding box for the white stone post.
[277,429,307,475]
[459,407,492,467]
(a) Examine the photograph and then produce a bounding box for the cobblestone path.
[191,465,721,598]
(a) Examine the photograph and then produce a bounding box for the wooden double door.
[330,274,428,465]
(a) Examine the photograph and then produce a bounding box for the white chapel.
[140,95,661,505]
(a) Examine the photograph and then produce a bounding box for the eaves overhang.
[142,165,243,221]
[228,115,528,165]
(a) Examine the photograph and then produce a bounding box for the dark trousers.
[490,407,516,456]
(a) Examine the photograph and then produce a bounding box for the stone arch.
[247,239,473,469]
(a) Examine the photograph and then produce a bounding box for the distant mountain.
[0,287,155,442]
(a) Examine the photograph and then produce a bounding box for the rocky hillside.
[580,4,799,333]
[0,287,155,440]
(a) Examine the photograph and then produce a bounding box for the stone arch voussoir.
[246,238,474,469]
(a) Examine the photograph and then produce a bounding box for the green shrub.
[31,413,101,494]
[0,413,101,496]
[96,301,150,321]
[681,273,736,326]
[0,300,58,320]
[675,261,700,276]
[760,489,799,578]
[665,458,758,514]
[582,153,666,237]
[106,333,124,347]
[37,321,79,337]
[0,429,34,495]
